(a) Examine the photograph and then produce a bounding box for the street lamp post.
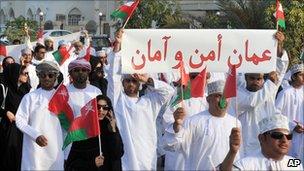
[99,12,103,35]
[39,11,44,29]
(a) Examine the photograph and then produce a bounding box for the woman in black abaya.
[0,63,31,170]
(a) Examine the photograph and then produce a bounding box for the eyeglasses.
[38,72,57,79]
[265,131,293,140]
[124,78,138,83]
[97,105,111,111]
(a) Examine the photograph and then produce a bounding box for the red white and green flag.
[78,45,91,61]
[0,44,7,57]
[276,0,286,30]
[110,0,140,21]
[48,84,74,131]
[52,45,73,65]
[171,67,207,107]
[219,65,237,109]
[62,98,100,149]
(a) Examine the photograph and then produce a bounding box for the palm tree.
[217,0,273,29]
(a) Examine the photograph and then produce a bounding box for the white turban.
[258,114,290,134]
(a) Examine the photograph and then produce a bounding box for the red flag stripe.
[0,44,7,56]
[223,65,237,98]
[190,67,207,98]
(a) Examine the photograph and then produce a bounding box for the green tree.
[265,0,304,65]
[4,17,38,43]
[116,0,186,29]
[217,0,272,29]
[216,0,304,65]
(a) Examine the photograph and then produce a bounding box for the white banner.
[5,32,81,63]
[121,29,277,73]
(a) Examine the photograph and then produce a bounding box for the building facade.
[0,0,219,36]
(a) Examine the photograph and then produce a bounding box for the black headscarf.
[3,63,31,113]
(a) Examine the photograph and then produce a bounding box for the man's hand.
[293,124,304,134]
[6,111,15,123]
[274,31,285,58]
[113,28,123,52]
[132,73,149,83]
[36,135,48,147]
[229,127,241,154]
[275,31,285,43]
[24,25,29,37]
[95,155,104,167]
[173,107,186,133]
[268,71,279,85]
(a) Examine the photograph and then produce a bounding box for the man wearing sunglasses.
[106,29,175,170]
[15,61,65,170]
[65,59,102,167]
[276,63,304,165]
[220,114,303,170]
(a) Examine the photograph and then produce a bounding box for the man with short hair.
[275,63,304,163]
[96,50,108,66]
[106,29,174,170]
[19,48,32,66]
[163,80,242,170]
[220,114,303,170]
[15,61,65,170]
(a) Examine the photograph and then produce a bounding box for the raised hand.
[173,107,186,133]
[106,110,117,132]
[113,28,124,52]
[131,73,149,83]
[229,127,241,154]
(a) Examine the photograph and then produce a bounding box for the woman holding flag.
[65,94,124,171]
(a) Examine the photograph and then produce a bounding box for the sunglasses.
[38,72,57,79]
[97,105,111,111]
[265,131,293,140]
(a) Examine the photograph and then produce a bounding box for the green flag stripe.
[58,112,71,131]
[170,83,191,107]
[62,129,87,149]
[278,19,285,29]
[111,10,128,20]
[52,51,62,64]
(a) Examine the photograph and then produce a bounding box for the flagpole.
[180,60,185,108]
[98,134,103,156]
[235,74,238,127]
[122,0,140,29]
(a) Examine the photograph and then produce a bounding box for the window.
[68,8,82,26]
[61,31,71,36]
[50,31,61,37]
[56,14,65,21]
[68,15,81,25]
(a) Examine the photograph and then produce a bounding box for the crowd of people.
[0,28,303,171]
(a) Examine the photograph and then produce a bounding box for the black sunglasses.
[38,72,57,79]
[97,104,111,111]
[265,131,293,140]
